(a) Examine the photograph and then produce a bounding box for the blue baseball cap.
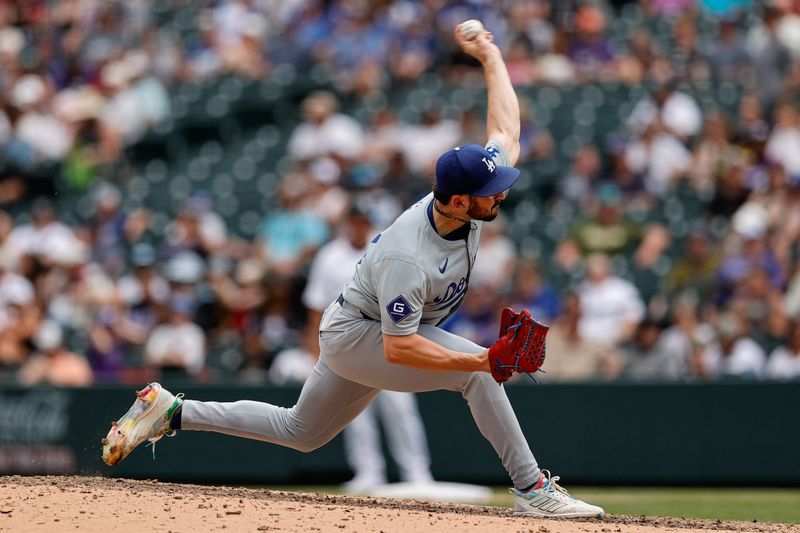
[435,144,520,197]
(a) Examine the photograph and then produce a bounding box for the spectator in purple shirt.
[569,5,616,79]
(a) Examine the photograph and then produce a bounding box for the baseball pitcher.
[101,23,604,519]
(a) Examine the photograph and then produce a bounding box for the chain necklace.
[433,200,471,225]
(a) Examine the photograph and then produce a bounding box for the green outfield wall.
[0,382,797,485]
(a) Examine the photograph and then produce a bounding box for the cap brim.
[470,166,520,196]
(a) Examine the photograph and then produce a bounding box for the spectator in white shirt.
[701,312,766,380]
[12,74,73,162]
[4,198,81,266]
[765,102,800,178]
[766,320,800,380]
[399,107,462,175]
[624,120,692,197]
[144,295,206,378]
[577,253,645,345]
[628,79,702,140]
[211,0,269,78]
[287,91,365,162]
[0,259,34,310]
[100,60,142,146]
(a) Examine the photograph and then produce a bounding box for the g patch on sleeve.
[386,295,414,324]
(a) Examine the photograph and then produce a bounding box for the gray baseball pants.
[182,302,541,490]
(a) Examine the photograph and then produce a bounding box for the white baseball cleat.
[341,475,388,495]
[512,470,605,518]
[101,382,184,466]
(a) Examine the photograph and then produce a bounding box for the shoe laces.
[540,469,571,497]
[512,469,571,499]
[144,393,184,460]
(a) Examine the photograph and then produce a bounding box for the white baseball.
[459,19,484,41]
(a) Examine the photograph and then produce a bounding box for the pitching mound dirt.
[0,476,795,533]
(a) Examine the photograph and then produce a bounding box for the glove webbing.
[494,320,545,384]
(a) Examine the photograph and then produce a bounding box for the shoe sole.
[102,384,165,466]
[514,510,605,519]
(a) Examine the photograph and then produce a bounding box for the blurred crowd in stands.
[1,0,800,387]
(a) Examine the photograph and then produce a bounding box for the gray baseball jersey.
[340,140,510,336]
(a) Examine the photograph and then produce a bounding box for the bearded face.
[466,192,506,221]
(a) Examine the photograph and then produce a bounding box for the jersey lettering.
[433,277,467,310]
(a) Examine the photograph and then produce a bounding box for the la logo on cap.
[435,144,520,197]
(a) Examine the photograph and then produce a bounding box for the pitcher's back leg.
[182,359,380,453]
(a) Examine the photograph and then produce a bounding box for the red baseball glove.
[499,306,521,338]
[488,308,549,384]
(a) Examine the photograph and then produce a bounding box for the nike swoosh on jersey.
[439,258,448,273]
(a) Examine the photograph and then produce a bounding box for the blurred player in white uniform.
[302,206,433,492]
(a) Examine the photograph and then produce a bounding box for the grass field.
[273,486,800,524]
